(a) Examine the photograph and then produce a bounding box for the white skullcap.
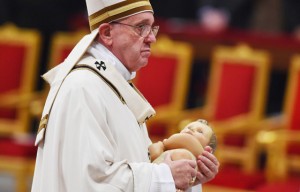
[86,0,153,31]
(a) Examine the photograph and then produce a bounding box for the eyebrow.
[135,18,155,25]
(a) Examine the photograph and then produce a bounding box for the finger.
[199,155,219,173]
[196,170,208,183]
[198,160,213,175]
[204,146,213,153]
[187,159,197,169]
[191,169,197,178]
[187,168,198,184]
[199,151,220,168]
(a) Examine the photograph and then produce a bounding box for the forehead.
[122,12,154,23]
[189,122,213,133]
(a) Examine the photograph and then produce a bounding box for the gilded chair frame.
[210,44,270,172]
[0,23,41,134]
[285,55,300,128]
[0,24,41,192]
[263,55,300,181]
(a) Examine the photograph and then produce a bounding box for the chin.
[136,65,146,72]
[133,57,149,70]
[141,58,149,66]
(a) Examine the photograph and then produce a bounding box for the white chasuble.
[31,41,201,192]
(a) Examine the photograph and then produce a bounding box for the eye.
[197,130,203,133]
[136,24,146,29]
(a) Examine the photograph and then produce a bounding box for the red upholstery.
[0,107,16,120]
[147,123,168,137]
[214,62,256,147]
[287,142,300,154]
[57,47,73,65]
[135,56,179,138]
[290,72,300,131]
[0,137,36,158]
[135,56,178,107]
[0,44,26,119]
[214,62,256,120]
[285,72,300,156]
[223,133,247,146]
[0,44,25,92]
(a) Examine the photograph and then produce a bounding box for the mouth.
[183,132,193,136]
[141,48,151,52]
[141,49,151,57]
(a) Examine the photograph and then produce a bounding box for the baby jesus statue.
[149,119,217,163]
[148,119,217,191]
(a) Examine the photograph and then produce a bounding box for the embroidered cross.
[95,61,106,71]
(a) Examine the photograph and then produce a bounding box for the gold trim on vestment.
[73,64,126,104]
[38,114,49,133]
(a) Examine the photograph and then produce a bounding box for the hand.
[194,146,220,184]
[163,152,197,191]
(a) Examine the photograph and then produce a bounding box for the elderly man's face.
[110,12,157,72]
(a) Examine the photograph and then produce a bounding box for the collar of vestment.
[86,41,136,81]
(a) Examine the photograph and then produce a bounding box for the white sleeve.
[188,184,202,192]
[148,163,202,192]
[149,163,177,192]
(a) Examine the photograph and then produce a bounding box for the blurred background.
[0,0,300,191]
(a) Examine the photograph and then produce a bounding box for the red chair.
[48,29,88,70]
[256,55,300,187]
[175,44,271,190]
[0,24,41,192]
[182,44,270,169]
[28,29,89,117]
[133,35,193,140]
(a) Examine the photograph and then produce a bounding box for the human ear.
[97,23,113,46]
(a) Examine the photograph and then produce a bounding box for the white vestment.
[31,41,201,192]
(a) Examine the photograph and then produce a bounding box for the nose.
[144,31,157,43]
[182,127,193,134]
